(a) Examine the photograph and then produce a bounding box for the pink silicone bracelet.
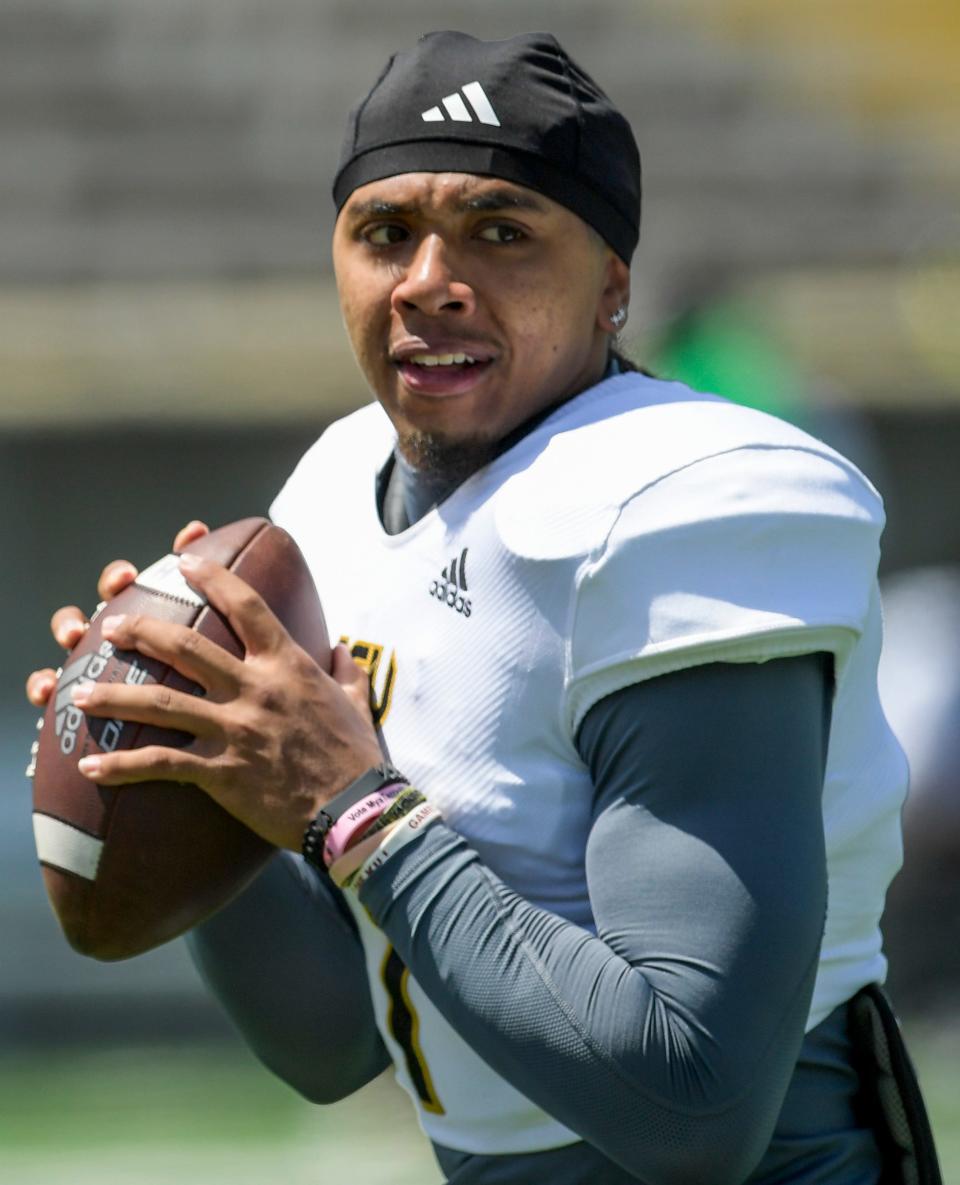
[327,819,395,888]
[323,782,406,865]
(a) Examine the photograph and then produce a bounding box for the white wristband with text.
[352,801,441,892]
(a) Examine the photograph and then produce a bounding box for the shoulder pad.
[494,374,847,561]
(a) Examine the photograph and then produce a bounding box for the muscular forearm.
[186,851,388,1102]
[359,656,831,1184]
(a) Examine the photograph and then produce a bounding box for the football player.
[28,32,941,1184]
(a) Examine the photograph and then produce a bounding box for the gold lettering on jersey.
[381,945,444,1115]
[339,636,397,727]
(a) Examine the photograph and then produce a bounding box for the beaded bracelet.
[301,763,408,874]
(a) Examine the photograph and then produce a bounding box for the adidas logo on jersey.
[421,82,501,127]
[429,547,472,617]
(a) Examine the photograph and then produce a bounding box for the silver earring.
[610,306,627,329]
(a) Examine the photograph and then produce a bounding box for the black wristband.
[301,762,409,873]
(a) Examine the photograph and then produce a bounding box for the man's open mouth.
[406,352,481,368]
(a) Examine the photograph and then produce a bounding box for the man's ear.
[597,253,631,334]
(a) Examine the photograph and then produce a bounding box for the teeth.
[409,352,477,367]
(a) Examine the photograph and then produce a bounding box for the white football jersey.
[270,372,907,1154]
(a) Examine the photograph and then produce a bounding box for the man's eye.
[477,224,525,244]
[365,225,408,246]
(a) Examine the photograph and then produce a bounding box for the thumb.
[331,644,375,724]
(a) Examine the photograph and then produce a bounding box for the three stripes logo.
[421,81,500,127]
[53,641,149,756]
[429,547,472,617]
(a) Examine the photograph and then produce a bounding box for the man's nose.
[391,235,476,318]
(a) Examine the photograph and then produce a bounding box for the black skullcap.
[333,31,641,264]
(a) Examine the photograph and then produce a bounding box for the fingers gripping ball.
[30,518,331,960]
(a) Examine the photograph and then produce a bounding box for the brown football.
[30,518,330,961]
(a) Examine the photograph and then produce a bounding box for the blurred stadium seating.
[1,0,957,426]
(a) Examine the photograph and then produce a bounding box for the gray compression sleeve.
[430,999,882,1185]
[360,654,832,1185]
[185,850,389,1102]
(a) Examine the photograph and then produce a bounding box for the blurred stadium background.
[2,1,958,1180]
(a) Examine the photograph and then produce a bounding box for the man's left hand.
[71,554,384,851]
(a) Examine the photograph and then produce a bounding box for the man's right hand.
[24,520,210,709]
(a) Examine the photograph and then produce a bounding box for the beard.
[396,428,500,487]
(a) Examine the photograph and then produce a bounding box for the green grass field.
[0,1022,956,1184]
[0,1045,442,1185]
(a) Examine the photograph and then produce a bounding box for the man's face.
[332,172,628,469]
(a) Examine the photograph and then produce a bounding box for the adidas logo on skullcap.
[421,81,500,126]
[333,31,642,265]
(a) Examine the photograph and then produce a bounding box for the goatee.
[397,429,499,487]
